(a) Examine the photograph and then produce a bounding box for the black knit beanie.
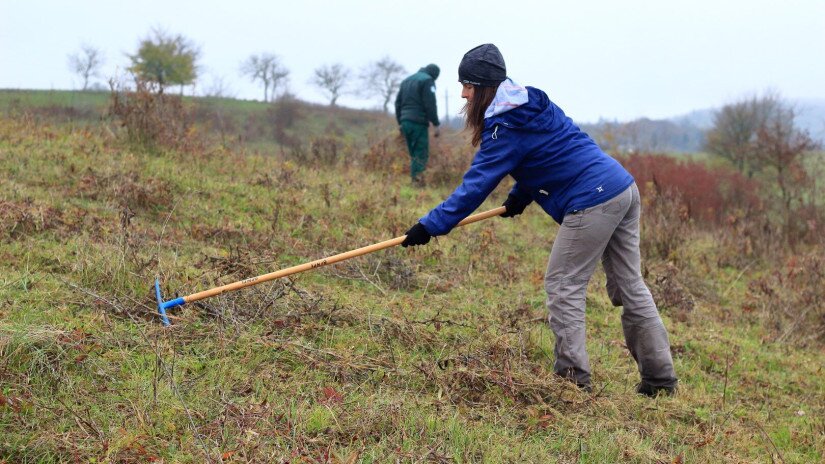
[458,43,506,87]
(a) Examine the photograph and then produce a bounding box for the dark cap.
[458,43,506,87]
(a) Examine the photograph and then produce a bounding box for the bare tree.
[709,93,822,244]
[240,54,289,102]
[312,63,350,106]
[67,44,104,91]
[753,104,820,242]
[705,92,781,177]
[360,56,405,113]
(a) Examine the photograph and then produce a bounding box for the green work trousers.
[400,120,429,180]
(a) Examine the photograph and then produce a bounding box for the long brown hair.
[462,85,498,147]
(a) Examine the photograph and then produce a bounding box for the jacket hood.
[484,78,528,118]
[422,64,440,80]
[486,84,553,132]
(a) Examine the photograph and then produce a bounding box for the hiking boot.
[411,176,426,188]
[636,382,677,398]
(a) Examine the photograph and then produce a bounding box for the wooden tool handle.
[183,206,507,303]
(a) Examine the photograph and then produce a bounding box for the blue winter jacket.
[419,83,634,235]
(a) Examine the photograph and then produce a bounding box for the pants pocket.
[601,186,632,214]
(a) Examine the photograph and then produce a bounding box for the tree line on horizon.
[67,28,407,112]
[68,29,822,195]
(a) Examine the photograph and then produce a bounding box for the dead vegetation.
[326,253,418,292]
[0,199,67,240]
[108,79,204,153]
[645,262,697,322]
[75,168,174,212]
[744,251,825,345]
[417,340,578,408]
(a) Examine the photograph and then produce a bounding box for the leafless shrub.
[264,95,306,148]
[645,262,696,322]
[640,180,691,261]
[309,136,340,165]
[107,79,203,152]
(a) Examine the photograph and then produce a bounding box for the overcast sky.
[2,0,824,123]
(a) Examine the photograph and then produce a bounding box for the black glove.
[401,222,431,247]
[501,194,532,218]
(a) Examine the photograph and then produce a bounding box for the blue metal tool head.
[154,279,185,326]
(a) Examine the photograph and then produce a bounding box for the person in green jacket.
[395,64,441,186]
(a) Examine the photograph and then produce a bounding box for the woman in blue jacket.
[401,43,678,396]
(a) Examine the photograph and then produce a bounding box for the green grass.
[0,88,110,109]
[1,93,823,463]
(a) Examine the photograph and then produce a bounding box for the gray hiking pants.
[545,183,678,389]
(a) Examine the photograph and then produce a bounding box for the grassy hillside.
[0,89,391,150]
[1,92,823,463]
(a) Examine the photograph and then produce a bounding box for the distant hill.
[670,97,825,141]
[581,97,825,154]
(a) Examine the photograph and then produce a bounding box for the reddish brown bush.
[639,183,691,261]
[618,153,761,224]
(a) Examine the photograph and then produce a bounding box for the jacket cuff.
[418,216,444,237]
